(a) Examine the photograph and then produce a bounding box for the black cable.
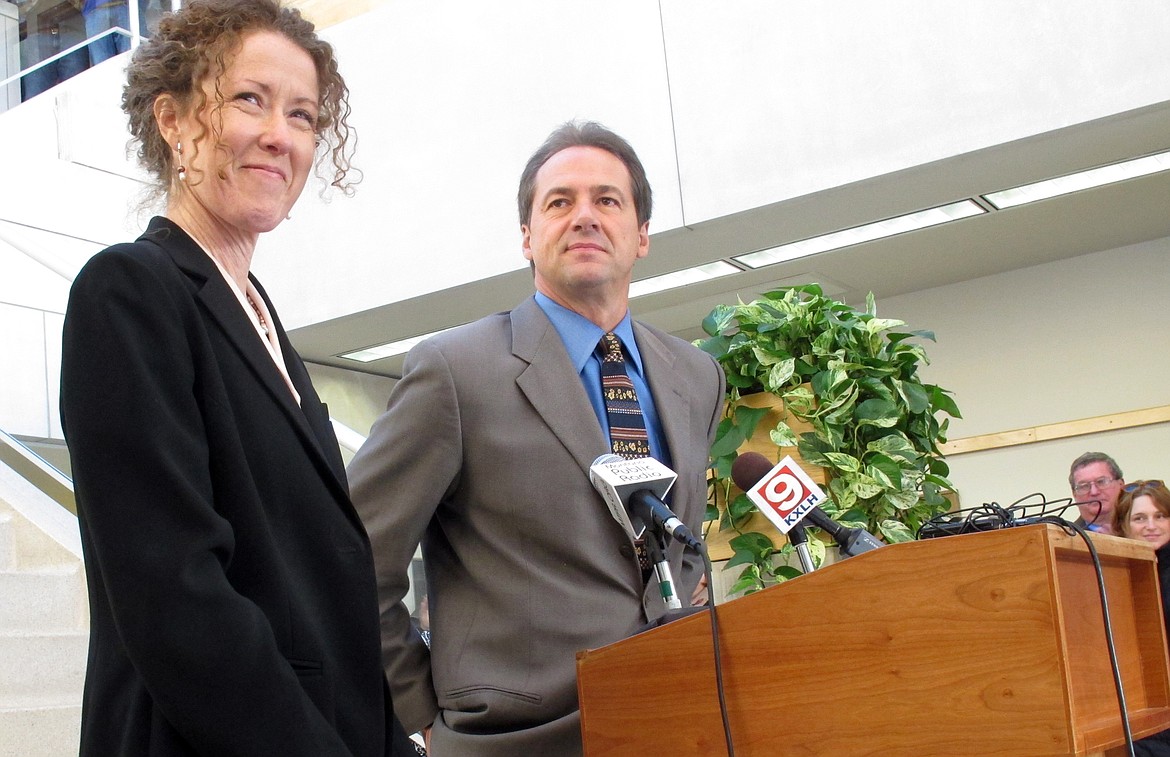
[1080,498,1107,528]
[916,501,1012,538]
[1037,517,1136,757]
[701,548,736,757]
[917,496,1077,539]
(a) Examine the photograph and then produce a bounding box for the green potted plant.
[696,284,961,594]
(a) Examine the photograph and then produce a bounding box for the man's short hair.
[517,121,653,228]
[1068,451,1123,489]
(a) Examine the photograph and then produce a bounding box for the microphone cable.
[699,546,737,757]
[916,495,1075,539]
[1034,516,1136,757]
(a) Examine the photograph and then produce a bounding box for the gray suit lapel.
[634,323,697,500]
[510,298,610,480]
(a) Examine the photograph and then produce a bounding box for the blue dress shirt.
[533,293,672,471]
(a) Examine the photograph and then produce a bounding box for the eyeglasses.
[1129,512,1169,526]
[1072,477,1120,494]
[1124,480,1166,493]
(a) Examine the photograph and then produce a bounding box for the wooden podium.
[576,524,1170,756]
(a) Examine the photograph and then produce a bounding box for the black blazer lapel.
[141,219,350,502]
[256,277,349,493]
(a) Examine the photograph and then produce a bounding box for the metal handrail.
[0,428,74,514]
[0,26,133,91]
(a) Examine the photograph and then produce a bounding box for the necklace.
[246,294,270,335]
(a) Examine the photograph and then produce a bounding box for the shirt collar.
[533,292,643,377]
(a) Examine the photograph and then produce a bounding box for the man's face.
[1071,460,1123,525]
[521,146,649,307]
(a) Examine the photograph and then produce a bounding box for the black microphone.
[731,452,883,558]
[629,489,703,551]
[800,506,884,557]
[589,454,703,551]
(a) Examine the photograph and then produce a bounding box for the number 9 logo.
[762,471,803,515]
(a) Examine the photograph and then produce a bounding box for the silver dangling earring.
[175,141,186,182]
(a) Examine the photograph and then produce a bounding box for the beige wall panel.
[881,238,1170,511]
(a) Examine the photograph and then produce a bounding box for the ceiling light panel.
[339,326,460,362]
[984,149,1170,210]
[734,199,986,269]
[629,261,742,299]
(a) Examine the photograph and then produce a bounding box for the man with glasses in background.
[1068,451,1126,534]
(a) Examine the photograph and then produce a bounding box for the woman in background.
[1114,480,1170,756]
[59,1,411,754]
[1114,480,1170,550]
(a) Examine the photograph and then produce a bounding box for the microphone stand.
[788,524,817,574]
[644,531,682,610]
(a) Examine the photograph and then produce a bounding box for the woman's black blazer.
[60,217,405,756]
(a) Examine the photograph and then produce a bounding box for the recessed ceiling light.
[983,149,1170,210]
[733,199,986,269]
[629,261,742,299]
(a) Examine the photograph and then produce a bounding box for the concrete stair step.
[0,565,87,633]
[0,504,79,571]
[0,631,88,708]
[0,704,81,757]
[0,470,86,756]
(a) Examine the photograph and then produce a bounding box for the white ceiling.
[291,100,1170,379]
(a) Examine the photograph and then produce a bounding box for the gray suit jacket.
[349,296,724,756]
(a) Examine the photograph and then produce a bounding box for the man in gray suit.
[350,122,725,756]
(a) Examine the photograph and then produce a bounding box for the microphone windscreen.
[731,451,775,492]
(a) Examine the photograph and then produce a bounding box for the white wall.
[0,55,142,438]
[4,0,1170,442]
[256,0,681,326]
[0,231,73,437]
[256,0,1170,329]
[663,0,1170,224]
[882,237,1170,510]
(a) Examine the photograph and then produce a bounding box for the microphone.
[589,454,702,551]
[785,522,817,573]
[730,452,883,558]
[802,503,884,557]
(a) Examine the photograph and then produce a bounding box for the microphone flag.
[743,455,828,535]
[588,454,677,538]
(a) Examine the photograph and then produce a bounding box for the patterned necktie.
[598,332,651,459]
[598,332,654,581]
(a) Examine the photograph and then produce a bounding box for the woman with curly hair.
[59,1,412,754]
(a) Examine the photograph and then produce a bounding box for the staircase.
[0,467,87,757]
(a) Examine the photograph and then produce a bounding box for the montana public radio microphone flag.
[588,454,677,539]
[743,455,828,535]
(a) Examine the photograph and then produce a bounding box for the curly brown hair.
[122,0,357,203]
